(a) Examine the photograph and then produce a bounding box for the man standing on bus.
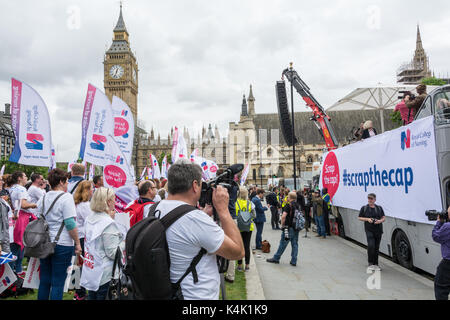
[358,193,385,271]
[432,206,450,300]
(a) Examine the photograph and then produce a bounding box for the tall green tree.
[0,158,50,178]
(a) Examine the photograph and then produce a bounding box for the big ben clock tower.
[104,4,138,121]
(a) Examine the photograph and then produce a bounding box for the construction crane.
[276,63,339,151]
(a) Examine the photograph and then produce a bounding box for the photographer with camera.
[150,159,244,300]
[432,206,450,300]
[395,91,416,125]
[266,192,300,266]
[405,84,427,119]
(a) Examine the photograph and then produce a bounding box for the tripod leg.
[220,273,227,300]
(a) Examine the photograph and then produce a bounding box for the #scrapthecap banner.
[9,78,53,167]
[112,96,134,165]
[79,84,114,167]
[102,135,135,189]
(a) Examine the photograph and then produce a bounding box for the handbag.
[107,247,132,300]
[261,240,271,253]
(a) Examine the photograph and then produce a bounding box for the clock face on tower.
[109,65,124,79]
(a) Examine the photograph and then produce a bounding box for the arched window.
[277,166,284,178]
[307,155,313,164]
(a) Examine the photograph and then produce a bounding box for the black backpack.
[123,202,207,300]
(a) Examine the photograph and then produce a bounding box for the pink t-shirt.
[395,101,415,125]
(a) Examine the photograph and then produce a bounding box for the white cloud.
[0,0,449,161]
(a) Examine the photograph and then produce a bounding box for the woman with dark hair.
[7,171,37,275]
[35,168,81,300]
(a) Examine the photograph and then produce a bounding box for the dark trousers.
[270,206,279,229]
[304,207,311,230]
[255,222,264,249]
[75,238,87,297]
[238,231,252,265]
[88,281,110,300]
[323,208,331,236]
[366,230,382,265]
[435,259,450,300]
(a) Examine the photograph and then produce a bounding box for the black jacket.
[361,128,377,139]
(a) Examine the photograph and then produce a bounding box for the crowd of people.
[0,157,448,300]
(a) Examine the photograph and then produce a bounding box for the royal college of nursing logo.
[114,111,130,139]
[25,133,44,150]
[116,156,124,165]
[90,134,107,151]
[401,129,411,150]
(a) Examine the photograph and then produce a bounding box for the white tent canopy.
[327,84,438,132]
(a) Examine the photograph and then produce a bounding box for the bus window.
[434,91,450,124]
[415,96,433,120]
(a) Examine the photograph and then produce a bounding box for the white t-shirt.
[154,200,225,300]
[76,201,94,239]
[28,185,46,215]
[9,184,32,213]
[36,191,77,246]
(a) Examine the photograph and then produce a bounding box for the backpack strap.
[42,193,66,219]
[159,204,197,229]
[70,179,84,195]
[175,248,207,285]
[147,201,161,219]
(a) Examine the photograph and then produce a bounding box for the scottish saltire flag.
[161,156,168,179]
[102,134,134,189]
[150,154,161,179]
[79,84,114,166]
[240,164,250,186]
[0,252,16,265]
[112,96,134,165]
[139,166,147,181]
[9,78,53,167]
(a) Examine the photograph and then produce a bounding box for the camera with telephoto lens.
[199,163,244,214]
[398,90,416,101]
[425,210,449,222]
[283,227,290,240]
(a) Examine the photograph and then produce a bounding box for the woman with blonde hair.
[361,120,377,139]
[235,186,256,271]
[72,180,94,300]
[80,187,124,300]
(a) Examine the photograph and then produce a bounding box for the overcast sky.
[0,0,449,161]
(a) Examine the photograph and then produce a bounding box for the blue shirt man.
[252,189,268,250]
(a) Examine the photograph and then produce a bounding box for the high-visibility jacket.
[322,193,331,210]
[281,196,289,208]
[235,199,254,232]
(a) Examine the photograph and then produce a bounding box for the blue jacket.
[252,196,268,223]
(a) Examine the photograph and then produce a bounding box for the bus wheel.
[394,230,413,270]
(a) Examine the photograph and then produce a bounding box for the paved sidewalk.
[250,220,435,300]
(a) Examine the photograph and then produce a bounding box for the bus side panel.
[414,222,441,275]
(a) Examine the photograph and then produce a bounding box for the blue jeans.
[255,222,264,249]
[38,245,74,300]
[88,281,110,300]
[315,215,326,237]
[10,243,25,273]
[273,227,299,264]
